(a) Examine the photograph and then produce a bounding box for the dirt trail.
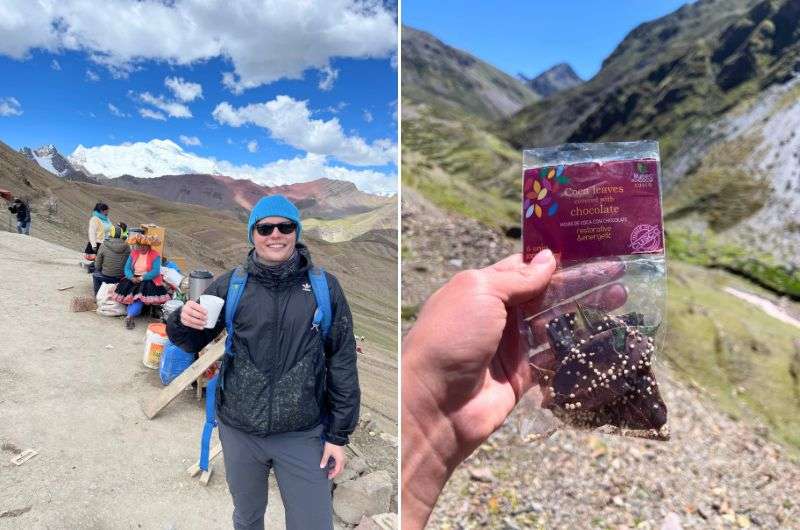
[0,232,394,529]
[723,286,800,330]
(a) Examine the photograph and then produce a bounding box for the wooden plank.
[186,443,222,477]
[142,338,225,419]
[199,470,212,486]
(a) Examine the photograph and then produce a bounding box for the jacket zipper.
[267,286,280,432]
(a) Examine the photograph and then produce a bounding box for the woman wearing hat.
[111,233,172,329]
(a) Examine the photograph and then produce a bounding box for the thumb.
[483,249,556,306]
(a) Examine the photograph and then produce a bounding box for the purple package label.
[523,158,663,263]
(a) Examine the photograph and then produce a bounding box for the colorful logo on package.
[629,224,661,253]
[632,162,654,183]
[525,165,569,219]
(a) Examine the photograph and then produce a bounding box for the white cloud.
[165,76,202,102]
[247,140,258,153]
[139,92,192,118]
[226,138,234,145]
[0,0,396,93]
[50,59,61,70]
[108,103,130,117]
[85,69,99,82]
[363,110,373,123]
[0,97,22,116]
[138,107,166,121]
[179,135,202,146]
[213,95,396,166]
[326,102,348,114]
[67,139,396,194]
[318,65,338,91]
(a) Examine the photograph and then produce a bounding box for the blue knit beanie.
[247,195,302,244]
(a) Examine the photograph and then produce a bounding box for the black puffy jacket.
[8,202,30,223]
[166,244,360,445]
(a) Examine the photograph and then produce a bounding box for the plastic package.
[519,141,669,440]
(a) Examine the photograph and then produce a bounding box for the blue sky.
[403,0,692,80]
[0,0,398,194]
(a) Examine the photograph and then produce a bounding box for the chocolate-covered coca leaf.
[551,327,650,410]
[542,311,668,438]
[617,374,667,430]
[545,311,579,362]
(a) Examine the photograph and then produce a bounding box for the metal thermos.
[188,270,214,300]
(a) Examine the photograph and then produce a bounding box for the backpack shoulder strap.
[199,265,247,473]
[308,267,332,340]
[224,266,248,355]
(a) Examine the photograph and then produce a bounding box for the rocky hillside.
[402,25,540,122]
[519,63,583,98]
[502,0,789,158]
[105,173,394,222]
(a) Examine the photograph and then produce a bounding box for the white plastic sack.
[162,267,183,290]
[96,282,114,304]
[96,283,127,317]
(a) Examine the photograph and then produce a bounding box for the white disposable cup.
[199,294,225,329]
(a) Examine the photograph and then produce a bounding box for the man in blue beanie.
[167,195,360,530]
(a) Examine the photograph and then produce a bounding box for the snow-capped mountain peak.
[68,139,221,179]
[19,144,74,177]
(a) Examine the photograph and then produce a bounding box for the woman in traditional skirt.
[111,233,172,329]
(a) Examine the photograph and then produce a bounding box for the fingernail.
[531,248,554,264]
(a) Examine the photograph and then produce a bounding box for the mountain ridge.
[402,25,540,121]
[518,63,583,97]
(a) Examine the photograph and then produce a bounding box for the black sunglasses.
[255,221,297,236]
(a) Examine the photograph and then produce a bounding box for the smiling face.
[253,216,297,263]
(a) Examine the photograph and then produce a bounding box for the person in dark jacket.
[167,195,359,530]
[92,225,131,295]
[8,198,31,235]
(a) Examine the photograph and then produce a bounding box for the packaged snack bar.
[519,141,669,440]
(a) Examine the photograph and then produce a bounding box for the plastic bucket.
[143,323,168,369]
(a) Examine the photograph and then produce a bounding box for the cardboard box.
[141,224,166,256]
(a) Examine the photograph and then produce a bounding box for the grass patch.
[667,229,800,298]
[664,261,800,451]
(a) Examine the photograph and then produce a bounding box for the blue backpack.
[198,266,332,472]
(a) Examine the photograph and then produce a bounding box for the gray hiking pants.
[219,420,333,530]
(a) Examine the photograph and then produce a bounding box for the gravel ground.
[401,192,800,530]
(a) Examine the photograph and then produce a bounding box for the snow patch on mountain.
[69,139,221,179]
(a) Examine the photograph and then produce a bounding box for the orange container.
[143,323,169,369]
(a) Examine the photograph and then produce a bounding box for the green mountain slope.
[402,25,539,122]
